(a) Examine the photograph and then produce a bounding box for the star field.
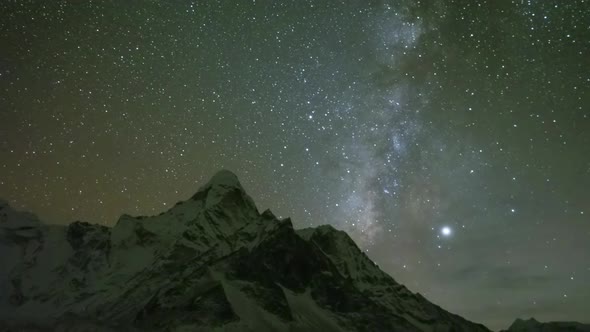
[0,1,588,330]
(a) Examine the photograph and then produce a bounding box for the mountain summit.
[501,317,590,332]
[0,170,490,331]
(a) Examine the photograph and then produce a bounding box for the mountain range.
[0,170,587,331]
[501,318,590,332]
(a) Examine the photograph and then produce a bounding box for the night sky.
[1,1,589,330]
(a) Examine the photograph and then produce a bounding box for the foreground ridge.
[0,170,490,331]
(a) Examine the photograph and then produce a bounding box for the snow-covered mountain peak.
[0,200,41,230]
[297,224,383,283]
[189,170,258,217]
[203,169,242,189]
[0,171,493,331]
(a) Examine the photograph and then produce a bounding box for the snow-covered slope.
[0,170,490,331]
[501,318,590,332]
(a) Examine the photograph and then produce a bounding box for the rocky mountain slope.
[0,170,491,331]
[501,318,590,332]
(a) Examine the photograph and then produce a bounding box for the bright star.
[441,226,452,237]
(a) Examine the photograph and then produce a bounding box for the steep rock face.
[502,318,590,332]
[0,170,490,331]
[298,225,487,331]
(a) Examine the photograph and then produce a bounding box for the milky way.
[1,1,588,330]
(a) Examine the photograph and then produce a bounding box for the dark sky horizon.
[1,1,588,330]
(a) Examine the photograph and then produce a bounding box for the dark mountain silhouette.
[501,318,590,332]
